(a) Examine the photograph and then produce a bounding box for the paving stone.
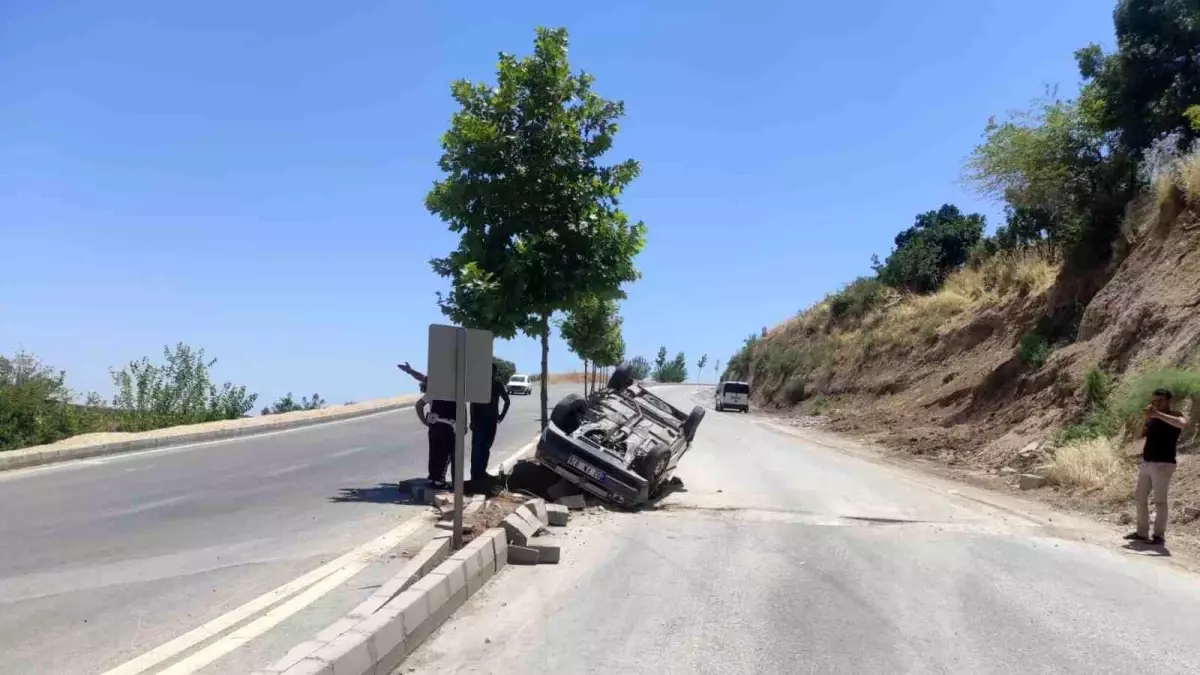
[1018,474,1047,490]
[546,503,569,526]
[555,494,586,510]
[507,545,540,565]
[501,512,538,546]
[527,535,561,564]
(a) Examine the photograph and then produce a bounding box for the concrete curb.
[255,528,509,675]
[0,400,417,473]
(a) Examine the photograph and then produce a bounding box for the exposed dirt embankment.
[729,189,1200,530]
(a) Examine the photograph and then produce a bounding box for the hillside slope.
[726,181,1200,523]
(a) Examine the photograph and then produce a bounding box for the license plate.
[567,455,606,480]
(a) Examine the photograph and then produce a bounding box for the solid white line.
[156,561,371,675]
[101,514,430,675]
[328,446,367,459]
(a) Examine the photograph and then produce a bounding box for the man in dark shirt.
[402,362,458,490]
[470,364,511,485]
[1124,388,1189,545]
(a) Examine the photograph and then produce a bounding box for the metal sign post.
[427,324,493,550]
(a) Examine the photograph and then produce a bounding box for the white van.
[715,381,750,413]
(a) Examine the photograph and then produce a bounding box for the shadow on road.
[1122,541,1172,557]
[330,479,425,505]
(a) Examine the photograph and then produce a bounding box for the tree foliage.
[0,351,81,451]
[1075,1,1200,155]
[872,204,985,293]
[628,355,651,380]
[110,343,258,431]
[426,27,646,428]
[653,348,688,383]
[492,356,517,383]
[262,392,325,416]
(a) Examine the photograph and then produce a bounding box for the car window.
[723,382,750,395]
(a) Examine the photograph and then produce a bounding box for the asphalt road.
[0,382,576,675]
[405,386,1200,675]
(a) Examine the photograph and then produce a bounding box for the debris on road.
[546,504,569,526]
[1019,474,1048,490]
[507,545,540,565]
[556,494,586,510]
[526,535,561,564]
[533,366,706,509]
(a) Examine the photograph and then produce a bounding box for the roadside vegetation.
[1,344,258,451]
[723,1,1200,511]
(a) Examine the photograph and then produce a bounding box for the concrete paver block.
[520,497,550,527]
[394,590,430,643]
[279,657,334,675]
[352,603,407,675]
[1018,474,1047,490]
[555,494,586,510]
[508,545,540,565]
[528,535,562,564]
[546,503,569,526]
[488,528,509,571]
[502,512,538,546]
[310,629,373,675]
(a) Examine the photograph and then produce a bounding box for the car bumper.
[507,386,530,395]
[534,424,649,507]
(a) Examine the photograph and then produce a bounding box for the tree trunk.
[539,312,550,430]
[582,359,589,397]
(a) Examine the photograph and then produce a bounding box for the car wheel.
[550,393,587,434]
[635,446,672,492]
[716,400,723,412]
[681,405,706,442]
[607,365,635,391]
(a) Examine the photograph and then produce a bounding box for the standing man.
[1125,388,1189,546]
[469,363,510,488]
[401,362,456,490]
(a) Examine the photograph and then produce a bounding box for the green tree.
[426,27,646,429]
[262,392,325,416]
[628,355,651,380]
[655,352,688,383]
[873,204,985,293]
[559,296,616,395]
[0,351,80,451]
[696,354,708,383]
[492,357,517,384]
[1074,1,1200,156]
[653,347,668,380]
[110,343,257,431]
[591,313,626,392]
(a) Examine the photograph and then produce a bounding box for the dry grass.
[1182,151,1200,204]
[945,247,1058,302]
[1045,436,1130,493]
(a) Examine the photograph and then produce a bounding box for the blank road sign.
[426,324,494,402]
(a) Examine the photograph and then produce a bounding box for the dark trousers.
[471,422,498,481]
[427,424,455,482]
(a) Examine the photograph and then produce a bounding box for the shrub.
[655,351,688,383]
[1083,367,1114,411]
[492,357,517,383]
[628,356,651,379]
[1017,331,1052,369]
[782,378,805,404]
[110,343,258,431]
[827,277,887,326]
[1046,436,1128,491]
[1115,368,1200,421]
[262,392,326,416]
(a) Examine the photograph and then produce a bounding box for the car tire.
[681,405,706,442]
[716,400,723,412]
[635,446,672,492]
[551,393,588,434]
[607,365,635,392]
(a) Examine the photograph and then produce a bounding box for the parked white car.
[715,380,751,413]
[507,374,533,396]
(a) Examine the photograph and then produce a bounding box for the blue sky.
[2,0,1116,405]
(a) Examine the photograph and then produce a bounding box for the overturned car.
[534,366,705,508]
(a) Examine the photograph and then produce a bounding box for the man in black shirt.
[401,362,458,490]
[1124,388,1189,545]
[470,363,511,485]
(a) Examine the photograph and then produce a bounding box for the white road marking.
[156,560,371,675]
[263,462,315,478]
[329,446,367,459]
[101,514,430,675]
[104,495,193,518]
